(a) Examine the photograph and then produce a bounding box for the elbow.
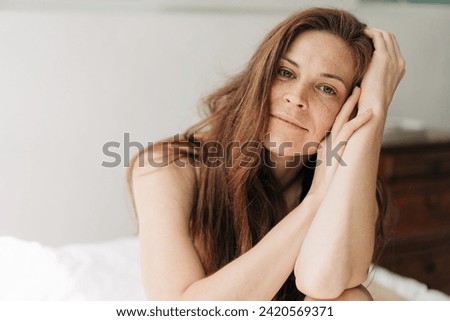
[295,269,368,300]
[295,274,346,300]
[294,260,344,299]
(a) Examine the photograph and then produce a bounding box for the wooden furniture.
[377,128,450,295]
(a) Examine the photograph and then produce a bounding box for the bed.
[0,236,448,301]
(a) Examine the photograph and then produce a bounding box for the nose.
[283,83,308,110]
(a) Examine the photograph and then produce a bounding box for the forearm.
[180,196,317,300]
[295,112,385,298]
[294,26,405,299]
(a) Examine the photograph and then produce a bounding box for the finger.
[389,33,400,61]
[332,86,361,134]
[326,108,373,169]
[364,28,388,54]
[335,109,373,144]
[391,33,406,74]
[381,30,397,59]
[369,27,397,59]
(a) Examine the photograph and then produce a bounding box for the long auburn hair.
[129,7,391,300]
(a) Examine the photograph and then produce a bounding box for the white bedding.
[0,236,448,301]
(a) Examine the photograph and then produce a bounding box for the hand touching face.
[266,30,355,156]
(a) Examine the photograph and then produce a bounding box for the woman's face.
[266,30,356,157]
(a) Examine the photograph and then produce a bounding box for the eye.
[277,67,295,79]
[318,85,336,95]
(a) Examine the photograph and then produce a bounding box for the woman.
[129,7,405,300]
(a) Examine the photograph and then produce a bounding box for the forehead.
[284,30,355,84]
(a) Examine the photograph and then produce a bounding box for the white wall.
[354,4,450,128]
[1,1,449,245]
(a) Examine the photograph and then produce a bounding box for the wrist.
[359,102,387,117]
[357,104,388,136]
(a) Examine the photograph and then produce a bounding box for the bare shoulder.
[132,140,197,178]
[130,141,198,221]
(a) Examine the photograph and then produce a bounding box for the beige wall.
[0,1,448,245]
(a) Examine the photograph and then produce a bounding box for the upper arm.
[130,147,204,300]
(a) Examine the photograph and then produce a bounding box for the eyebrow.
[281,56,348,88]
[320,73,346,86]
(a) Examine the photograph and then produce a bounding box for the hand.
[359,28,406,115]
[306,87,373,201]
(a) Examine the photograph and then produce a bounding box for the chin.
[265,129,320,155]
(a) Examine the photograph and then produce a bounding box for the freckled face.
[265,30,356,156]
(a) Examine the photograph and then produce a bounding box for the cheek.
[325,108,340,128]
[269,85,282,108]
[312,102,341,134]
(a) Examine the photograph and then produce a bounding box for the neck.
[266,149,305,190]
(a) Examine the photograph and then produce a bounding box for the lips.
[270,113,308,131]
